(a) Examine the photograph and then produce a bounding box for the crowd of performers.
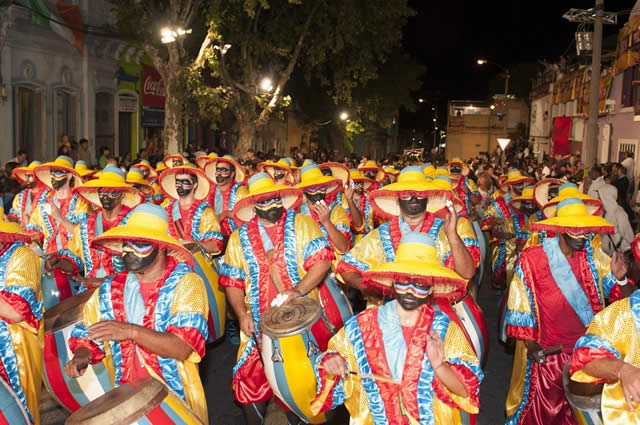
[0,151,639,425]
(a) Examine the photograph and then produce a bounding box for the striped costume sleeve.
[506,255,538,341]
[218,231,247,290]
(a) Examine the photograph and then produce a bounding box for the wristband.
[617,277,629,286]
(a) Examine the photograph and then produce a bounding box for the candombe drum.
[65,376,203,425]
[470,220,489,296]
[43,289,113,412]
[40,254,80,310]
[0,377,30,425]
[260,297,332,424]
[563,362,604,425]
[316,274,353,340]
[189,246,226,343]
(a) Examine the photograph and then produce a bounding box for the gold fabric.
[505,340,528,417]
[571,297,640,424]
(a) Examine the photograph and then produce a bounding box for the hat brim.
[126,180,154,197]
[163,155,188,168]
[205,158,246,183]
[362,262,467,301]
[131,164,158,179]
[319,162,350,185]
[34,163,82,190]
[369,188,462,220]
[91,231,193,265]
[76,169,96,178]
[359,167,386,182]
[500,176,534,192]
[531,215,614,235]
[296,176,342,198]
[542,198,603,218]
[11,167,33,185]
[196,156,215,170]
[260,165,295,185]
[75,184,144,209]
[233,187,303,223]
[158,167,210,201]
[533,178,566,209]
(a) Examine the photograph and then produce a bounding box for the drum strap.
[174,218,187,240]
[266,250,285,294]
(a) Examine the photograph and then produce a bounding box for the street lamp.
[339,111,349,121]
[160,26,192,44]
[490,104,496,110]
[476,58,510,96]
[418,98,424,103]
[260,77,273,92]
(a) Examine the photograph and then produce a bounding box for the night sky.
[401,0,638,130]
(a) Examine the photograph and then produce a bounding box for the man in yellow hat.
[203,155,247,242]
[125,168,155,203]
[482,168,533,289]
[359,160,386,192]
[257,158,295,186]
[568,233,640,424]
[296,164,351,256]
[8,161,46,230]
[504,197,632,425]
[347,169,374,243]
[313,232,482,425]
[0,200,43,425]
[447,158,481,219]
[130,159,164,205]
[64,204,210,424]
[46,165,144,289]
[219,172,334,424]
[159,163,223,255]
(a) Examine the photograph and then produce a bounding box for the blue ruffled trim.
[191,202,219,242]
[630,290,640,340]
[303,237,331,263]
[513,262,538,330]
[492,244,506,274]
[167,312,210,344]
[378,223,395,263]
[0,321,34,423]
[59,248,85,276]
[344,316,388,423]
[448,357,484,394]
[228,183,242,232]
[601,272,616,301]
[79,219,93,276]
[233,223,260,378]
[219,262,247,281]
[2,286,43,321]
[314,351,347,410]
[573,333,621,359]
[98,277,119,383]
[505,358,533,425]
[505,310,536,329]
[340,252,369,273]
[427,218,445,241]
[66,193,89,224]
[335,223,351,235]
[283,210,301,283]
[585,240,604,305]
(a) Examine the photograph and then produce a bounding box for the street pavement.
[41,274,513,425]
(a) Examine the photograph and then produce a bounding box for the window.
[95,92,114,153]
[54,89,78,142]
[14,87,44,160]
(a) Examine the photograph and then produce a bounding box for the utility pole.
[585,0,603,168]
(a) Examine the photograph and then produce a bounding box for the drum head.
[261,297,321,338]
[562,361,603,411]
[65,377,167,425]
[44,289,96,334]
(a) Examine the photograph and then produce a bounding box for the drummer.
[219,172,334,424]
[8,161,45,230]
[202,154,247,242]
[312,232,483,424]
[46,165,144,288]
[296,164,351,257]
[569,233,640,421]
[504,198,631,425]
[158,163,223,255]
[0,200,43,425]
[64,204,210,424]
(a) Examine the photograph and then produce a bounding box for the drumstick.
[317,365,399,384]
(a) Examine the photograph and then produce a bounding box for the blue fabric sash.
[377,300,406,381]
[214,186,224,214]
[397,216,412,236]
[542,237,594,327]
[123,273,146,368]
[298,201,311,217]
[95,212,106,278]
[257,220,275,253]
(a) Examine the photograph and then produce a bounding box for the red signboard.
[141,66,165,109]
[552,117,572,156]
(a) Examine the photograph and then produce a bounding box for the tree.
[207,0,415,157]
[110,0,215,154]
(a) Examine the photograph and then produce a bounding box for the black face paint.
[273,170,286,181]
[24,175,35,188]
[353,182,365,195]
[215,174,230,184]
[305,192,326,204]
[562,233,587,252]
[321,168,332,176]
[450,165,462,176]
[98,190,123,211]
[51,176,68,190]
[255,206,284,223]
[394,290,430,311]
[122,247,158,272]
[521,201,537,216]
[175,176,196,197]
[398,196,427,216]
[364,170,377,180]
[548,186,559,199]
[511,183,524,196]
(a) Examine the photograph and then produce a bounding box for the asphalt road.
[41,275,512,425]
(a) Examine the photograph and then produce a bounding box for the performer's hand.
[525,340,546,363]
[239,313,255,338]
[88,321,135,342]
[611,250,629,281]
[344,183,355,201]
[619,363,640,411]
[64,348,91,378]
[311,202,331,226]
[218,210,233,221]
[80,277,105,289]
[44,257,59,274]
[426,331,445,368]
[444,203,458,237]
[323,355,348,378]
[280,289,302,305]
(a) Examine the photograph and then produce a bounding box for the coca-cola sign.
[141,66,165,109]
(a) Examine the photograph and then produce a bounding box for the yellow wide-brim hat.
[131,159,158,179]
[349,169,374,190]
[510,186,535,212]
[542,182,602,218]
[318,162,350,185]
[363,232,467,300]
[0,200,31,244]
[295,164,341,197]
[233,172,302,222]
[359,160,386,182]
[533,178,565,209]
[426,175,464,215]
[383,167,400,183]
[163,154,188,168]
[155,161,167,173]
[74,160,96,178]
[196,152,218,170]
[531,197,614,235]
[499,168,534,192]
[423,162,436,178]
[91,204,192,265]
[204,155,246,184]
[257,159,294,184]
[158,163,210,201]
[34,155,82,190]
[75,165,144,209]
[446,157,470,176]
[125,169,154,197]
[11,161,41,184]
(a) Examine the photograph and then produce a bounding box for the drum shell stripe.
[192,252,226,343]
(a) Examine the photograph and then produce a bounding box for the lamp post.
[478,59,510,140]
